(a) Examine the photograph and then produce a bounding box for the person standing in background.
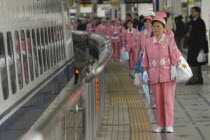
[185,6,209,85]
[96,19,109,36]
[123,19,139,78]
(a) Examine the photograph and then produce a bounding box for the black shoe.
[185,81,195,85]
[185,81,203,85]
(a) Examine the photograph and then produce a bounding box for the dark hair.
[126,13,132,19]
[152,20,165,27]
[192,6,201,15]
[139,15,144,20]
[143,19,151,23]
[127,19,134,24]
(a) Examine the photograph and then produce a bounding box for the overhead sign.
[124,0,153,3]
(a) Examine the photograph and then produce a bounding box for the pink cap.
[101,19,107,22]
[116,20,121,24]
[152,17,166,25]
[156,11,167,18]
[144,16,152,21]
[111,19,117,22]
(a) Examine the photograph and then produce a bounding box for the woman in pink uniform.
[116,20,125,60]
[108,19,121,61]
[122,19,139,76]
[142,17,180,133]
[96,19,108,36]
[138,16,152,58]
[86,18,95,36]
[151,11,176,109]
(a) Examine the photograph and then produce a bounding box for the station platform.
[98,61,210,140]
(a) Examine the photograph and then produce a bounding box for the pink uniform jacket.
[108,25,120,42]
[138,29,152,52]
[122,28,139,51]
[142,34,180,84]
[86,23,96,35]
[96,24,109,36]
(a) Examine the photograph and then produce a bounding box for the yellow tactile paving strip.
[108,62,154,140]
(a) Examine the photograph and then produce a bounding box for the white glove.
[171,66,177,80]
[114,31,117,35]
[143,71,149,83]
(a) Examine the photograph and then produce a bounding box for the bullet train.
[0,0,75,125]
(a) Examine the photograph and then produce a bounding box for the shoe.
[185,81,203,85]
[185,81,194,85]
[165,127,174,133]
[152,104,156,109]
[153,126,164,133]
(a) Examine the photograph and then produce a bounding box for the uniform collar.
[144,29,148,35]
[127,28,134,33]
[153,34,165,44]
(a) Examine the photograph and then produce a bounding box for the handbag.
[121,47,129,61]
[176,55,193,82]
[197,49,207,62]
[133,52,144,73]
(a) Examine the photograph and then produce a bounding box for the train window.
[54,27,59,63]
[32,29,39,77]
[26,29,34,81]
[48,27,53,67]
[7,32,17,94]
[21,30,29,85]
[44,28,50,68]
[60,26,65,59]
[0,33,9,100]
[51,27,56,65]
[36,28,43,74]
[14,31,23,89]
[40,28,47,71]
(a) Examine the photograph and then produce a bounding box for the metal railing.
[20,31,112,140]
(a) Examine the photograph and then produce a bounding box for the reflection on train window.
[40,28,47,71]
[57,26,61,61]
[15,31,23,89]
[0,33,9,100]
[51,27,56,65]
[7,32,17,94]
[26,29,34,81]
[44,28,50,68]
[36,28,43,74]
[32,29,39,77]
[21,30,29,85]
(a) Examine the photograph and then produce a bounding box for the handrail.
[20,32,112,140]
[20,82,85,140]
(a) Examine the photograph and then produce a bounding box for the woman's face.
[102,21,106,26]
[144,19,152,29]
[152,21,165,36]
[127,22,133,28]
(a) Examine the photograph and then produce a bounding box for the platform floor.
[98,61,210,140]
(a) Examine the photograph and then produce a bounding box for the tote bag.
[121,47,129,61]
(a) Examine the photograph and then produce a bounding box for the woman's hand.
[171,66,177,80]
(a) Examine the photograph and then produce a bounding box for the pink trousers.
[152,81,176,127]
[128,47,136,73]
[111,41,120,60]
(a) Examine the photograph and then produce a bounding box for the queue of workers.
[71,6,209,133]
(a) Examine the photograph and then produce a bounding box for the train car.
[0,0,74,132]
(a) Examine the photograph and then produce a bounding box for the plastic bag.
[197,49,207,62]
[121,47,129,61]
[142,83,150,104]
[134,73,140,86]
[176,55,193,83]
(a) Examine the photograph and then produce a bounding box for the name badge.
[162,43,168,48]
